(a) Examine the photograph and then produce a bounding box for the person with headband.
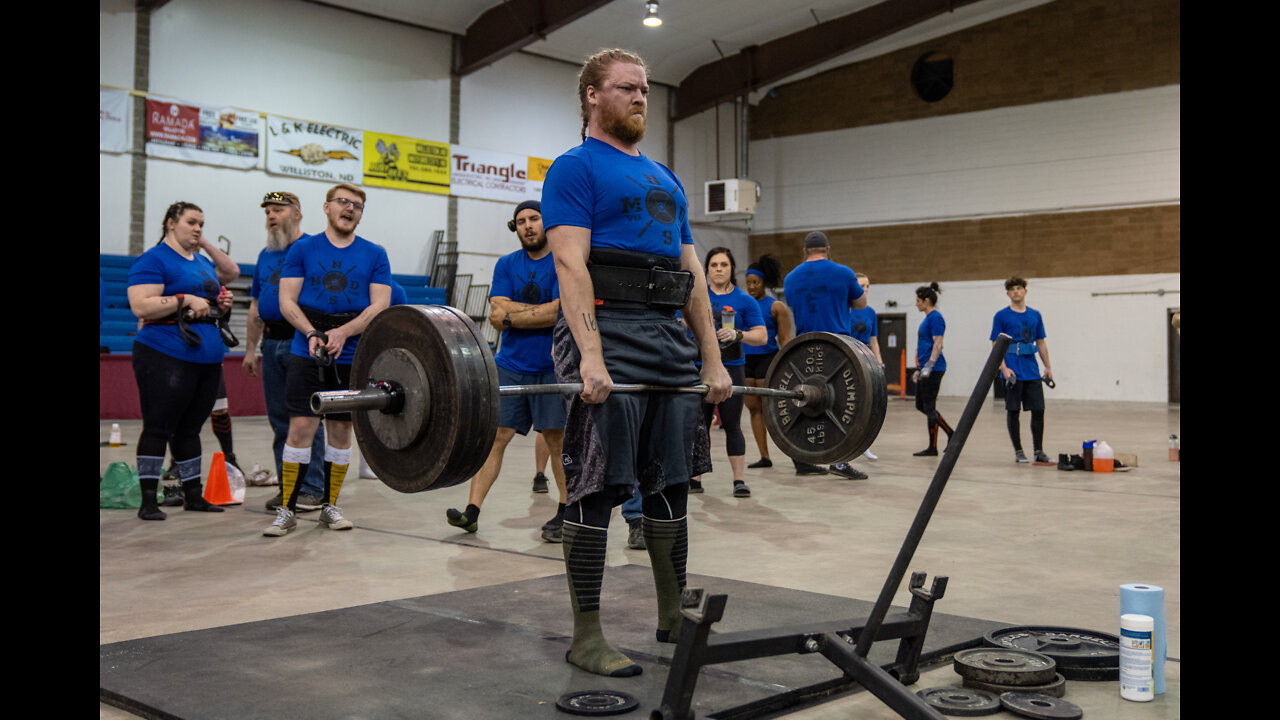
[742,255,793,468]
[445,200,568,543]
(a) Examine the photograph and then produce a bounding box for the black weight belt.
[301,307,361,333]
[263,319,295,341]
[587,247,693,310]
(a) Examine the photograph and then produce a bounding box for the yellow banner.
[363,132,450,194]
[527,156,553,182]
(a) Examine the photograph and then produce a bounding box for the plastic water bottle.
[1168,434,1179,462]
[1093,440,1114,473]
[721,306,735,330]
[109,423,123,447]
[1120,614,1155,701]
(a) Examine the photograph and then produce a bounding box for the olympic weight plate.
[350,305,499,494]
[555,689,640,716]
[999,692,1083,720]
[953,648,1057,686]
[984,626,1120,669]
[915,686,1001,716]
[763,332,887,464]
[962,672,1067,698]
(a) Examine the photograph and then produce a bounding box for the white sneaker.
[320,503,353,530]
[863,450,878,460]
[263,507,296,537]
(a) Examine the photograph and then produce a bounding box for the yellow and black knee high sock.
[645,515,689,643]
[323,444,352,506]
[281,445,311,511]
[561,520,641,677]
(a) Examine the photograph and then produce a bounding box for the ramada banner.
[144,96,260,169]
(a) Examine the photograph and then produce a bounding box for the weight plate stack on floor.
[999,691,1084,719]
[953,647,1057,686]
[915,686,1002,716]
[962,672,1067,698]
[984,625,1120,681]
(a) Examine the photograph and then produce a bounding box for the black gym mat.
[100,565,1009,720]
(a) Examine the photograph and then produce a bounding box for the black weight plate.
[916,686,1001,716]
[351,305,499,493]
[999,692,1083,720]
[962,672,1066,698]
[953,648,1057,686]
[555,689,640,716]
[1059,664,1118,681]
[763,332,887,464]
[984,625,1120,668]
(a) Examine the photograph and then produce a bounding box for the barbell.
[310,305,887,494]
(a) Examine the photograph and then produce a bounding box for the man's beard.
[602,104,646,144]
[265,223,294,251]
[521,233,548,253]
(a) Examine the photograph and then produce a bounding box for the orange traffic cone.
[203,452,239,505]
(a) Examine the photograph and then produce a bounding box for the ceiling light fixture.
[643,1,662,28]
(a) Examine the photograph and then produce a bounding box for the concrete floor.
[100,394,1179,719]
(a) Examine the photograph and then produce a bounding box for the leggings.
[131,342,222,475]
[914,371,945,425]
[701,364,747,456]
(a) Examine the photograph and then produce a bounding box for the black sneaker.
[265,490,283,511]
[732,482,751,498]
[626,518,645,549]
[913,447,938,457]
[296,493,325,512]
[532,472,549,494]
[828,463,868,480]
[794,462,828,475]
[747,457,773,469]
[688,479,704,494]
[1015,450,1030,464]
[1057,453,1075,471]
[541,512,563,543]
[446,507,479,533]
[1034,450,1052,464]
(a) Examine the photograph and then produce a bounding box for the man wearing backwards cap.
[445,200,568,542]
[781,231,871,480]
[243,191,328,513]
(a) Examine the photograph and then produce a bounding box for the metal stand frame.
[650,336,1011,720]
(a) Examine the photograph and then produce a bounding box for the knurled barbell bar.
[310,304,887,494]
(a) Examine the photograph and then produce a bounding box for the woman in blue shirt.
[912,282,954,456]
[127,201,239,520]
[741,254,792,469]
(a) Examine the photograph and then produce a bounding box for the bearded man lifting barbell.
[541,48,733,679]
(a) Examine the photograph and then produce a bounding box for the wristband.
[502,313,512,329]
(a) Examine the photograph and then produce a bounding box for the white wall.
[862,272,1179,403]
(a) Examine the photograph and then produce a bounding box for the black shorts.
[553,308,711,506]
[285,354,353,421]
[743,351,776,380]
[1004,378,1046,412]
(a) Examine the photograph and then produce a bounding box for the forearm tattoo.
[582,313,597,332]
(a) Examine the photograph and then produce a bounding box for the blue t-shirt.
[128,243,227,364]
[744,295,779,356]
[991,306,1046,380]
[280,232,392,364]
[917,309,946,372]
[250,244,295,323]
[390,280,408,306]
[491,249,560,374]
[782,258,864,335]
[698,284,766,367]
[850,306,878,345]
[541,137,693,257]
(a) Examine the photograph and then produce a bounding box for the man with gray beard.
[242,191,327,511]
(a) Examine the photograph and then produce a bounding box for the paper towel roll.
[1120,583,1166,695]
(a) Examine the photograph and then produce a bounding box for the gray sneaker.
[263,507,296,537]
[320,503,353,530]
[296,493,325,512]
[265,491,283,511]
[1015,450,1030,463]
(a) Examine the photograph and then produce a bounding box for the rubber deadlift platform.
[101,564,1009,720]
